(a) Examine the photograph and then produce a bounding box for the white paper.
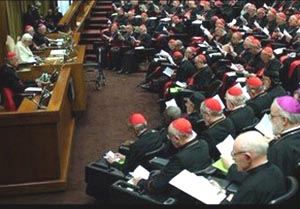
[135,46,145,50]
[165,98,178,108]
[283,29,292,38]
[49,49,66,57]
[255,114,274,138]
[103,150,120,162]
[149,17,157,20]
[227,18,237,27]
[175,81,187,88]
[240,15,248,25]
[263,3,270,9]
[160,17,171,22]
[192,20,203,24]
[208,52,222,57]
[163,67,175,77]
[212,94,225,110]
[25,87,43,92]
[159,50,170,58]
[169,170,226,204]
[242,25,251,32]
[129,165,150,180]
[254,21,263,31]
[262,27,270,36]
[233,83,250,100]
[274,48,285,55]
[216,135,235,157]
[200,24,211,37]
[230,63,240,71]
[226,71,236,77]
[236,77,247,83]
[159,50,176,66]
[214,41,227,55]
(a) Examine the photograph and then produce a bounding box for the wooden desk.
[0,66,75,195]
[19,45,87,114]
[46,32,81,45]
[32,32,81,56]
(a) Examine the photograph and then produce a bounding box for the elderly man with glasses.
[221,131,287,204]
[267,95,300,176]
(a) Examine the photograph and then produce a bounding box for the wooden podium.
[0,66,75,195]
[20,45,87,114]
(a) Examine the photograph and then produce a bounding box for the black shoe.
[140,83,151,90]
[117,69,124,74]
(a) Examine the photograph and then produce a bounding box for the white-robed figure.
[14,33,36,64]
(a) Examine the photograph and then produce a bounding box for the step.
[81,29,101,39]
[85,23,109,30]
[91,11,110,17]
[92,6,112,12]
[96,1,112,6]
[85,54,98,62]
[87,17,108,24]
[80,37,104,45]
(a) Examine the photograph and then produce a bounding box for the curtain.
[5,0,52,40]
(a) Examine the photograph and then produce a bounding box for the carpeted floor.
[0,68,162,204]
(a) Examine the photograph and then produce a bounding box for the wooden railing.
[57,0,95,33]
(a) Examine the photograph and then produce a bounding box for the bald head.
[233,131,269,171]
[235,131,268,157]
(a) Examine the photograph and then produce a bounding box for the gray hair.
[200,102,223,117]
[168,122,192,140]
[237,131,268,157]
[225,92,247,106]
[164,106,182,121]
[21,33,33,42]
[273,99,300,124]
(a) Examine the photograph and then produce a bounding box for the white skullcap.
[22,33,33,41]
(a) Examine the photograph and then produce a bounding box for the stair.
[80,0,112,62]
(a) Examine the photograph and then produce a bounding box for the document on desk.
[255,113,274,139]
[129,165,150,180]
[169,169,226,204]
[163,66,175,77]
[25,87,43,93]
[50,49,66,57]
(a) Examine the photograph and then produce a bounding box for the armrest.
[110,180,177,204]
[194,165,217,176]
[149,157,169,169]
[226,182,239,194]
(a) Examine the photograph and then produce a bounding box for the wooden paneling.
[0,1,8,64]
[0,67,75,195]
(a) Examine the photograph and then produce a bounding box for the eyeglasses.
[231,150,247,157]
[268,113,282,120]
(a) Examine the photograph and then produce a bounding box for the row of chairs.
[85,156,300,204]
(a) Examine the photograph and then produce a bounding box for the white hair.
[21,33,33,41]
[237,131,268,157]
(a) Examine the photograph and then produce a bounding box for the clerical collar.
[281,125,300,135]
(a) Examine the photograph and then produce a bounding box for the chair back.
[6,35,15,52]
[1,87,16,111]
[268,176,299,204]
[205,79,223,98]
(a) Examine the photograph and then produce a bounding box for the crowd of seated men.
[23,0,63,34]
[87,0,300,204]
